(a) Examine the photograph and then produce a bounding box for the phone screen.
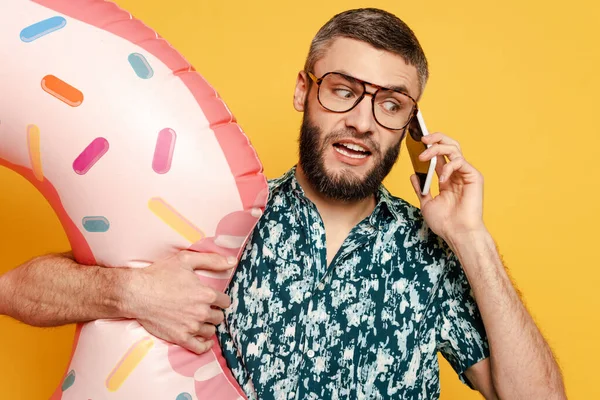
[405,115,431,192]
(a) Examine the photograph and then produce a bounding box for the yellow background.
[0,0,598,398]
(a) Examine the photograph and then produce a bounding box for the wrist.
[446,228,504,278]
[109,266,141,319]
[444,225,491,253]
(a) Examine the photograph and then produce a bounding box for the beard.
[298,110,403,202]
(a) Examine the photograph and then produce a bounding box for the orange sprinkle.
[41,75,83,107]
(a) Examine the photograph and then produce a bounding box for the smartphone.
[405,110,437,196]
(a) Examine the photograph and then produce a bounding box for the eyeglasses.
[307,71,418,131]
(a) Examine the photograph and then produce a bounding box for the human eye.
[380,99,402,114]
[333,87,356,99]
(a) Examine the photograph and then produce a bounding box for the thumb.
[175,251,236,272]
[192,252,237,272]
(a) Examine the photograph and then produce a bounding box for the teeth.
[340,143,367,153]
[335,146,368,159]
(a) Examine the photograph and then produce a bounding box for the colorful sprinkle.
[106,337,154,392]
[128,53,154,79]
[82,216,110,233]
[27,124,44,181]
[152,128,176,174]
[148,197,205,243]
[176,394,192,400]
[41,75,83,107]
[20,16,66,43]
[73,137,109,175]
[61,369,75,391]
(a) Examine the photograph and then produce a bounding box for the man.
[0,7,565,400]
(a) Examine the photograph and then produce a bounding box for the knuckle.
[214,311,225,325]
[198,288,216,305]
[206,290,218,304]
[176,332,190,346]
[203,324,217,336]
[197,306,208,321]
[176,250,192,265]
[191,321,203,333]
[185,320,198,333]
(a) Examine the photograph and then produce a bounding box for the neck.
[295,164,377,229]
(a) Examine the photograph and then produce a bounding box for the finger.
[197,287,230,310]
[434,155,446,178]
[176,251,236,272]
[195,323,217,339]
[208,290,231,309]
[200,306,226,325]
[439,158,466,183]
[422,132,461,150]
[419,143,462,163]
[410,174,432,206]
[181,336,214,355]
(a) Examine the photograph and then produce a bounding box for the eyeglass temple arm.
[307,71,321,84]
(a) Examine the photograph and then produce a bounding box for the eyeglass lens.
[317,73,414,130]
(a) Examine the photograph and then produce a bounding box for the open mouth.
[333,142,372,159]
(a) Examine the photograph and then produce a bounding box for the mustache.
[321,129,380,154]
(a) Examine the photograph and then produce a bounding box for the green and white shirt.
[218,167,489,399]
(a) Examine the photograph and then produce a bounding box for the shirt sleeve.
[435,242,490,389]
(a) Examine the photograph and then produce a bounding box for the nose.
[344,93,377,134]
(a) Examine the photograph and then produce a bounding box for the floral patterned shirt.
[217,167,490,399]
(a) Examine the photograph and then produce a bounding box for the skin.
[0,35,567,398]
[0,250,233,355]
[292,37,567,399]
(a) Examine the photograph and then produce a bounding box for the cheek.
[378,134,402,156]
[308,112,342,144]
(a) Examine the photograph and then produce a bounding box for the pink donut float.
[0,0,268,399]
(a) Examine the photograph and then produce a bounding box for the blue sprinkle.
[61,369,75,391]
[20,16,67,43]
[128,53,154,79]
[176,393,192,400]
[82,216,110,233]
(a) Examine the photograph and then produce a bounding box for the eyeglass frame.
[306,71,419,131]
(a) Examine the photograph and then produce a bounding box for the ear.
[293,71,310,112]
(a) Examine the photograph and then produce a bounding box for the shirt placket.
[295,204,379,399]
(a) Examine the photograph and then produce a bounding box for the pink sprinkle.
[73,137,109,175]
[152,128,176,174]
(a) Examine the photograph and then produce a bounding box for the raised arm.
[413,132,566,399]
[0,250,234,354]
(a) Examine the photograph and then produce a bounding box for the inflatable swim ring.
[0,0,268,399]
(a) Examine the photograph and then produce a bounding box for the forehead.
[313,37,420,98]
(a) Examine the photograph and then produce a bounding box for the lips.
[332,141,372,159]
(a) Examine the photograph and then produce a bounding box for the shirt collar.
[269,166,403,224]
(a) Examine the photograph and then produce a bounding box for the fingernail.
[227,256,237,265]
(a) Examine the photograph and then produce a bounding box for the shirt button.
[316,282,325,291]
[288,392,296,399]
[307,349,315,358]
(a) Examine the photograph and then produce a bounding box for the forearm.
[448,230,566,399]
[0,252,133,326]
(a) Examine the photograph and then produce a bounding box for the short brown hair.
[304,8,429,96]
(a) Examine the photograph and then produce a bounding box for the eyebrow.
[335,69,410,94]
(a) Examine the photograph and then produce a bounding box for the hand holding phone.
[405,110,437,196]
